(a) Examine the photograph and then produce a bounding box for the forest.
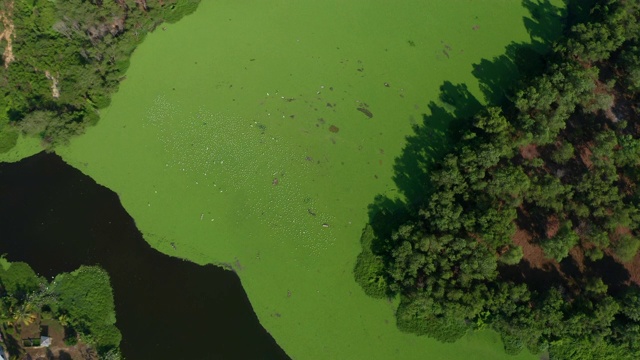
[0,0,200,151]
[0,259,120,359]
[356,0,640,359]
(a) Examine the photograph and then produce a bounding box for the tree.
[499,245,524,265]
[612,234,640,262]
[541,220,579,261]
[552,142,575,164]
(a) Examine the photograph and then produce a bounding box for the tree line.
[0,259,121,359]
[0,0,200,151]
[356,0,640,358]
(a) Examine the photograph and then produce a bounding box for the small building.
[40,336,52,347]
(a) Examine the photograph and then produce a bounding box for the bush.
[52,266,121,353]
[541,221,579,261]
[613,234,640,262]
[552,142,575,164]
[499,245,524,265]
[0,127,18,153]
[353,226,388,298]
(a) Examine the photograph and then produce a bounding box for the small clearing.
[45,70,61,99]
[0,0,15,68]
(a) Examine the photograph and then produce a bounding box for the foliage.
[0,261,43,299]
[0,260,121,356]
[0,0,201,149]
[52,266,121,353]
[358,1,640,359]
[353,225,388,299]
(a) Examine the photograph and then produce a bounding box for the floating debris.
[272,178,279,186]
[308,209,317,216]
[329,125,340,133]
[322,223,330,228]
[357,107,373,118]
[384,82,390,87]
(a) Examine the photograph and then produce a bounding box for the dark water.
[0,152,290,360]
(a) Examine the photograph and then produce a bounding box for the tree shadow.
[367,194,410,255]
[355,0,571,296]
[587,255,631,293]
[473,0,566,106]
[499,260,566,294]
[391,82,482,207]
[57,350,73,360]
[2,331,23,359]
[562,0,600,26]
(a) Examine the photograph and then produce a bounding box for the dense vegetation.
[357,1,640,359]
[0,0,200,151]
[0,259,121,359]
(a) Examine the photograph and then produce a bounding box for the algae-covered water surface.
[42,1,562,358]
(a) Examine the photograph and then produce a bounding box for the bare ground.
[519,143,540,160]
[0,0,15,67]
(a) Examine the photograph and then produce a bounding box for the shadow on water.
[355,0,569,285]
[0,153,290,360]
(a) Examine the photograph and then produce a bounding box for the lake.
[3,0,564,358]
[0,152,289,359]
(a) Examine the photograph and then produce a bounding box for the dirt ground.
[0,0,15,67]
[16,318,97,360]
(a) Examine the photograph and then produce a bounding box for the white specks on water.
[144,95,337,259]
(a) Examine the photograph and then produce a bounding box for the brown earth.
[9,316,98,360]
[513,228,554,270]
[519,143,540,160]
[578,144,593,169]
[545,215,560,239]
[513,224,640,293]
[0,0,15,67]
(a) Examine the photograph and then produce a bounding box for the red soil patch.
[545,215,560,239]
[614,226,632,238]
[578,144,593,169]
[568,246,587,273]
[519,143,539,160]
[619,175,636,196]
[512,228,585,290]
[514,223,640,288]
[513,228,554,270]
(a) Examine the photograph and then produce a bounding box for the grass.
[2,0,564,358]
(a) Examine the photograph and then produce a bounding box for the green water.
[20,1,560,358]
